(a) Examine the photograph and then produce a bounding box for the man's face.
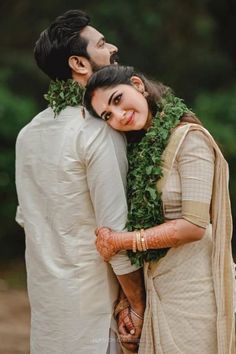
[80,26,118,72]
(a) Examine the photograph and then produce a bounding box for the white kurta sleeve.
[15,205,24,228]
[82,119,140,275]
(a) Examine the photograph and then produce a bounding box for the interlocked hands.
[117,306,143,353]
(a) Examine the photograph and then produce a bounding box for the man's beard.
[90,53,119,72]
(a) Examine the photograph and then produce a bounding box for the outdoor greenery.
[0,0,235,259]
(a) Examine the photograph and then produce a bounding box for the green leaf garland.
[44,79,85,116]
[126,93,191,267]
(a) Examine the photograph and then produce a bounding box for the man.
[15,10,145,354]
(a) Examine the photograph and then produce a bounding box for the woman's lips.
[125,111,135,125]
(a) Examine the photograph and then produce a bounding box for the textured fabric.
[139,123,235,354]
[15,106,137,354]
[140,226,217,353]
[162,130,215,228]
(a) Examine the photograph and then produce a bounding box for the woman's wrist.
[112,231,135,251]
[130,300,145,318]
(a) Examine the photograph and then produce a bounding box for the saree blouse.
[162,129,215,228]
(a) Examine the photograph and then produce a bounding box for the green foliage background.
[0,0,236,259]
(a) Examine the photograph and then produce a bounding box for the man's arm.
[82,118,145,330]
[117,269,145,317]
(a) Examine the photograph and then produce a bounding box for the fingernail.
[130,329,135,335]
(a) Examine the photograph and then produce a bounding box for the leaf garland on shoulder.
[126,92,191,267]
[44,79,85,116]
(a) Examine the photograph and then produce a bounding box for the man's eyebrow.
[101,90,118,118]
[97,36,105,46]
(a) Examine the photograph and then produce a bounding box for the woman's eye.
[114,94,122,104]
[104,113,111,121]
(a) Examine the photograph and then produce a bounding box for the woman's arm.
[95,218,205,261]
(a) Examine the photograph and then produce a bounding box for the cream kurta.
[15,106,137,354]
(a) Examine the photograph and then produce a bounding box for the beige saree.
[139,123,235,354]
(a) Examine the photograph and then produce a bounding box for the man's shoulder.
[79,112,127,157]
[16,106,85,140]
[16,107,52,142]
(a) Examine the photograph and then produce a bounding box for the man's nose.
[107,42,118,54]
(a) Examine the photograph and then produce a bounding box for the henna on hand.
[95,227,118,261]
[117,307,135,335]
[119,307,143,352]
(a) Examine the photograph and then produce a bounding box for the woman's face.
[91,80,150,131]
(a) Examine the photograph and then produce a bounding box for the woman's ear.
[130,76,145,93]
[68,56,90,75]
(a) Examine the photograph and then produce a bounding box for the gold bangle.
[130,307,144,320]
[132,233,136,253]
[140,229,147,251]
[136,231,142,251]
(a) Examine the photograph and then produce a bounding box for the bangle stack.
[132,229,148,252]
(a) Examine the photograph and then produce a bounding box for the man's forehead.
[80,25,103,44]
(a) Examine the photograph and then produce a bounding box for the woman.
[84,65,235,354]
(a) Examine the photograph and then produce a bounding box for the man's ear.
[68,56,90,75]
[130,76,145,93]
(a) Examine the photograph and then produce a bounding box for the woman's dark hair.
[84,65,168,118]
[84,65,201,127]
[34,10,90,80]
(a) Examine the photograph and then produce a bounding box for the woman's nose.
[113,107,126,122]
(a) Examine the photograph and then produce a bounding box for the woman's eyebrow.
[101,90,118,118]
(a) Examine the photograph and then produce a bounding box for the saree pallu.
[139,123,235,354]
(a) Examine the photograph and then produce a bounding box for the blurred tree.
[0,69,37,258]
[208,0,236,69]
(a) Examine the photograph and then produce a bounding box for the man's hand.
[95,227,118,261]
[118,307,143,353]
[117,307,135,336]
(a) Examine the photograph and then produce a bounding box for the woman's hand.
[119,307,143,352]
[117,307,142,353]
[95,227,118,261]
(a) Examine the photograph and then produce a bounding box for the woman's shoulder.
[175,124,215,159]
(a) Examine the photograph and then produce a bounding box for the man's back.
[16,106,129,353]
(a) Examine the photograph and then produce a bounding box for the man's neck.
[72,73,89,88]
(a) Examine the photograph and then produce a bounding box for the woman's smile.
[125,111,135,125]
[91,83,149,132]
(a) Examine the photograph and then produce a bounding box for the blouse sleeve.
[176,130,215,228]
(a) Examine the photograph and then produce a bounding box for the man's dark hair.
[34,10,90,80]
